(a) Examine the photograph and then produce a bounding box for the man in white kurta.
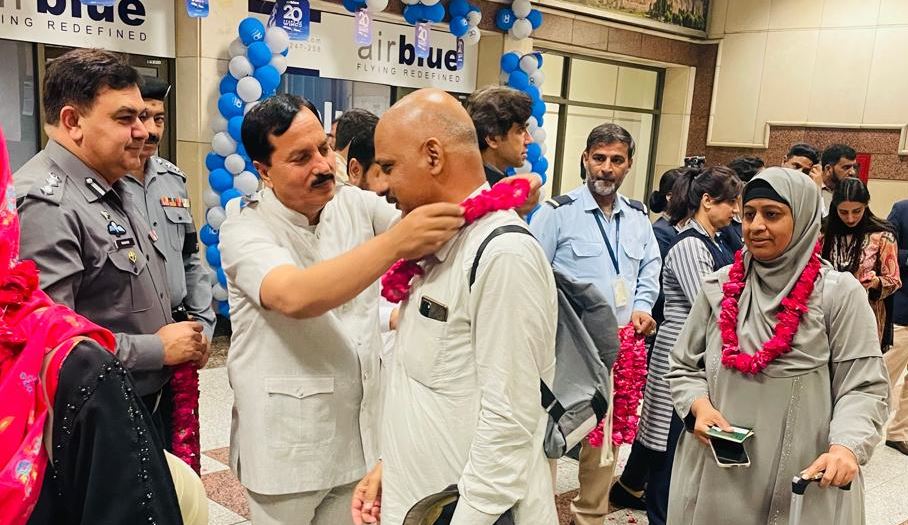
[358,89,558,525]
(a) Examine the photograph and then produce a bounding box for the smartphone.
[710,437,751,468]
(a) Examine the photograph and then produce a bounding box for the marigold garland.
[719,242,822,375]
[588,322,648,448]
[380,179,531,303]
[171,363,201,474]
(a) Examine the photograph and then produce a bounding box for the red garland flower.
[171,363,201,474]
[380,179,531,303]
[588,323,648,448]
[719,241,822,375]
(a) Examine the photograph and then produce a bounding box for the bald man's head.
[373,88,485,214]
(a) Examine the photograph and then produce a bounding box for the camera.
[684,155,706,169]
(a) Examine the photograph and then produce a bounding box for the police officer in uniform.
[15,48,206,446]
[124,77,216,339]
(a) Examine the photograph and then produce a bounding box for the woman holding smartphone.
[665,168,889,524]
[636,166,741,525]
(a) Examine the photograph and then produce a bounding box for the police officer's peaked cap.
[140,76,172,101]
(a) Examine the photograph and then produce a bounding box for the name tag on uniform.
[613,277,629,308]
[115,237,136,249]
[419,296,448,322]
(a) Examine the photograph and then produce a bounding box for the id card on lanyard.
[594,211,629,307]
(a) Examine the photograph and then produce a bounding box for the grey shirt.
[16,140,173,396]
[122,156,215,339]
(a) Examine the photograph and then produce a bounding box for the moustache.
[311,172,334,188]
[145,134,160,146]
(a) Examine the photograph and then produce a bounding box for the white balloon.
[529,69,545,87]
[228,55,254,79]
[212,283,228,302]
[519,54,538,74]
[466,10,481,26]
[233,170,260,195]
[512,0,532,18]
[270,54,288,75]
[206,207,227,229]
[211,113,228,133]
[463,26,481,46]
[244,101,260,115]
[527,116,539,131]
[366,0,389,10]
[421,0,440,5]
[264,26,290,54]
[212,132,237,157]
[538,142,547,157]
[510,18,532,39]
[515,160,532,174]
[236,76,263,102]
[532,127,546,143]
[224,153,246,175]
[228,37,247,58]
[499,71,510,85]
[401,0,418,5]
[203,188,221,208]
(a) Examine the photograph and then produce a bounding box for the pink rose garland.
[719,242,822,375]
[588,322,648,448]
[170,363,201,474]
[381,179,531,303]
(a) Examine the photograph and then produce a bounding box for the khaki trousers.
[570,441,620,525]
[246,481,357,525]
[885,325,908,441]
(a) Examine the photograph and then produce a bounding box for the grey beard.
[591,180,616,196]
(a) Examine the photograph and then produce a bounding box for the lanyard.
[593,210,620,274]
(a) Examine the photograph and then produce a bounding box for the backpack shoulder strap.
[469,224,533,288]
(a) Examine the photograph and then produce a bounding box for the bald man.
[352,89,558,525]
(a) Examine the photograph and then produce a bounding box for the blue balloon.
[535,52,543,68]
[220,188,243,208]
[508,70,530,90]
[342,0,365,12]
[280,48,289,56]
[500,52,520,73]
[254,65,281,93]
[449,0,470,17]
[228,116,245,141]
[247,41,272,68]
[526,142,542,163]
[245,162,257,174]
[449,16,469,38]
[219,75,238,95]
[216,267,227,287]
[200,224,219,246]
[205,152,225,172]
[218,93,244,118]
[505,166,516,177]
[532,99,546,119]
[527,9,543,30]
[525,203,542,222]
[525,85,541,102]
[536,115,544,127]
[205,244,222,267]
[237,143,248,158]
[216,300,229,317]
[424,3,445,23]
[496,8,515,30]
[209,168,233,192]
[403,5,422,25]
[532,156,549,174]
[238,17,266,45]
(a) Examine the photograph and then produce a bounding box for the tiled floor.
[197,366,908,525]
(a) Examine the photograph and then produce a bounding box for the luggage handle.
[791,474,852,495]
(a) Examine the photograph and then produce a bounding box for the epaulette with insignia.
[545,194,575,208]
[625,198,648,214]
[26,172,66,206]
[156,157,186,180]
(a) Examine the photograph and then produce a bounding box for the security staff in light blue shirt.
[530,122,661,525]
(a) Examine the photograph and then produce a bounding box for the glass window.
[0,40,38,174]
[560,106,614,193]
[612,111,655,200]
[568,58,618,105]
[540,54,564,99]
[615,66,659,110]
[281,73,392,124]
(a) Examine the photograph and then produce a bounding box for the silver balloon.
[519,54,538,74]
[211,113,228,133]
[228,55,254,79]
[466,10,481,26]
[244,101,260,115]
[532,127,547,143]
[510,18,532,39]
[233,170,261,195]
[203,188,221,208]
[270,54,288,75]
[463,26,481,46]
[515,160,532,174]
[224,153,246,175]
[512,0,531,18]
[499,71,510,85]
[264,26,290,54]
[529,69,545,87]
[538,142,548,157]
[206,206,227,230]
[236,76,263,103]
[527,116,539,132]
[212,132,237,157]
[228,37,247,58]
[366,0,389,10]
